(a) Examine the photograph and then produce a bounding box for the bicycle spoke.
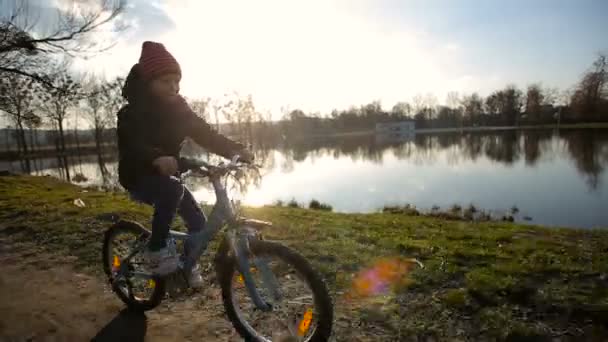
[230,254,319,340]
[109,231,156,302]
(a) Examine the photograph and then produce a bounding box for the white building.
[375,121,416,144]
[375,121,415,134]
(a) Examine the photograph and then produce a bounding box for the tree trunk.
[12,127,22,155]
[74,126,81,152]
[62,155,71,182]
[4,128,10,153]
[74,128,82,166]
[94,125,102,154]
[247,120,253,146]
[73,112,82,165]
[54,130,61,154]
[58,120,67,154]
[20,127,28,156]
[33,129,39,152]
[97,152,110,188]
[28,129,35,154]
[16,121,31,173]
[13,125,22,155]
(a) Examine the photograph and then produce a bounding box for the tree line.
[279,54,607,135]
[1,0,607,165]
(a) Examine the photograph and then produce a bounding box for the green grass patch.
[1,175,607,340]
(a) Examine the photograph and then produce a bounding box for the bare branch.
[0,66,51,87]
[0,0,127,85]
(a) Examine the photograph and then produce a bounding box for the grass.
[1,175,608,340]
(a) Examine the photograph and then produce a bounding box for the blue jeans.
[129,175,206,251]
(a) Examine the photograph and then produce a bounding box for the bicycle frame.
[115,159,280,312]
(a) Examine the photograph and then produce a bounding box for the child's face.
[148,73,181,100]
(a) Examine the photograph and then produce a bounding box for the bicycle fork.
[232,229,282,312]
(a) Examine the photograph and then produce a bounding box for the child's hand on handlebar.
[233,149,255,164]
[153,156,178,176]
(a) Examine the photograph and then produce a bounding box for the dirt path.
[0,235,374,342]
[0,237,246,342]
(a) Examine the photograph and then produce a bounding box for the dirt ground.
[0,236,251,342]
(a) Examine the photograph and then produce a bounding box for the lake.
[3,128,607,229]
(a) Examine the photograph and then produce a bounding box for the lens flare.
[349,257,423,298]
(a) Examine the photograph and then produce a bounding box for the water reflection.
[2,152,120,190]
[560,129,607,190]
[272,129,607,192]
[2,129,607,228]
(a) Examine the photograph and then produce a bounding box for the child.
[117,41,253,287]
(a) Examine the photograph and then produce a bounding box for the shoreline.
[2,122,607,160]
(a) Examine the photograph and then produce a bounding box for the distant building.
[375,121,416,144]
[375,121,416,134]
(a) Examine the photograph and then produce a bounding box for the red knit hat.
[138,41,181,81]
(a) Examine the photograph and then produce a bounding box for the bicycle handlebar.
[179,156,257,177]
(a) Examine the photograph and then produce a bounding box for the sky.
[12,0,608,118]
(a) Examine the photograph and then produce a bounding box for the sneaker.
[188,263,204,289]
[144,246,179,276]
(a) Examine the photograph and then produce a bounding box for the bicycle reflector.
[297,308,313,336]
[237,268,258,284]
[112,255,120,269]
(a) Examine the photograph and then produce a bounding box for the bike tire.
[102,220,166,312]
[218,240,333,341]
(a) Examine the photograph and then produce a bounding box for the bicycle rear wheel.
[219,240,333,341]
[102,220,166,312]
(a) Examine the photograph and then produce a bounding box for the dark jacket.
[117,95,243,190]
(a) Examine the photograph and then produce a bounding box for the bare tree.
[0,73,41,156]
[82,75,123,152]
[542,87,560,106]
[423,93,438,121]
[82,77,105,153]
[23,111,42,152]
[410,93,437,126]
[210,100,223,131]
[462,93,484,126]
[38,71,80,153]
[485,86,523,125]
[391,102,412,119]
[102,77,125,129]
[188,97,211,122]
[558,88,574,107]
[525,84,544,121]
[446,91,463,127]
[0,0,126,84]
[412,94,425,116]
[571,53,608,119]
[222,93,257,143]
[237,95,257,144]
[446,91,460,109]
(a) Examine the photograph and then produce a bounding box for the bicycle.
[101,156,334,341]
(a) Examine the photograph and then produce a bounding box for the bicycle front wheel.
[219,240,333,341]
